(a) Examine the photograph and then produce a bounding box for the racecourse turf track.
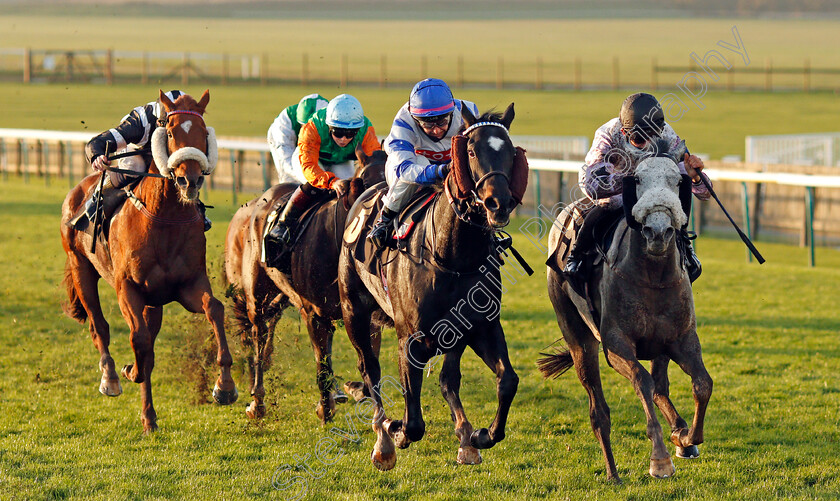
[0,176,839,500]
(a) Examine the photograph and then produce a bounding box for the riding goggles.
[330,127,359,139]
[624,126,661,145]
[415,113,452,130]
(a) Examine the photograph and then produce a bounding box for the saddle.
[262,190,335,274]
[343,185,439,275]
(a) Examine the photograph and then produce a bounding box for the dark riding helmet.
[620,93,665,136]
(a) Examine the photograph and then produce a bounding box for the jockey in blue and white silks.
[367,78,479,247]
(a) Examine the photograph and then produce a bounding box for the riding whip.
[89,143,110,253]
[696,173,765,264]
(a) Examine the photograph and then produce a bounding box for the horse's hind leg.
[604,339,674,479]
[667,332,713,456]
[439,346,481,465]
[116,282,158,432]
[301,310,338,423]
[466,323,519,451]
[651,355,697,459]
[67,255,122,397]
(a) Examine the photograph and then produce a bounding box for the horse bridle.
[448,121,514,227]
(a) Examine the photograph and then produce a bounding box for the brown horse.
[540,149,712,483]
[224,149,386,422]
[60,90,238,433]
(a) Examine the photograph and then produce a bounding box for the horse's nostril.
[642,227,654,241]
[176,177,188,187]
[484,197,500,211]
[664,227,675,240]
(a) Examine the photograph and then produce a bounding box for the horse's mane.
[169,94,206,114]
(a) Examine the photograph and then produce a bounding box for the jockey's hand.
[684,153,705,183]
[91,154,111,172]
[332,179,351,198]
[437,162,450,179]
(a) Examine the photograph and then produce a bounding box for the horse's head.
[354,147,387,188]
[151,89,218,204]
[449,103,528,228]
[624,143,689,256]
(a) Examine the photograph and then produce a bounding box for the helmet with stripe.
[409,78,455,118]
[154,90,185,119]
[326,94,365,129]
[296,93,329,125]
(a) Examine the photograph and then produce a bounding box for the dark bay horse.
[540,151,713,483]
[224,149,386,422]
[338,105,529,470]
[60,90,238,433]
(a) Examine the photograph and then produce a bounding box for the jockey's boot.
[267,185,316,246]
[70,183,108,231]
[562,247,588,297]
[680,230,702,282]
[197,199,212,232]
[366,207,397,248]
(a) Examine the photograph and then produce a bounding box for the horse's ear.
[159,89,174,111]
[355,144,368,165]
[197,89,210,111]
[500,102,515,130]
[461,105,477,127]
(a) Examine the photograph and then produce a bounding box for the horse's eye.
[468,149,476,159]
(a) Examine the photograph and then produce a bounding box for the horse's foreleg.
[651,355,697,459]
[467,324,519,450]
[116,282,157,433]
[391,334,428,450]
[669,332,713,456]
[605,341,674,479]
[302,310,338,423]
[438,346,481,465]
[69,255,122,397]
[178,279,238,405]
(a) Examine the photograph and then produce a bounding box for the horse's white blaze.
[180,120,192,134]
[488,136,505,152]
[632,157,686,228]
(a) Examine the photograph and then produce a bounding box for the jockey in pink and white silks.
[367,78,479,247]
[565,92,712,287]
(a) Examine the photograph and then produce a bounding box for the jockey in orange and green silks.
[264,94,381,258]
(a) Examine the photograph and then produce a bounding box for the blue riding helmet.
[408,78,455,118]
[326,94,365,129]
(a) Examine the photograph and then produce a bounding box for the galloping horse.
[224,149,386,422]
[60,90,238,433]
[338,105,528,470]
[540,147,713,483]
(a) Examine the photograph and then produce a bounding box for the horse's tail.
[225,284,253,337]
[537,348,574,379]
[61,261,88,324]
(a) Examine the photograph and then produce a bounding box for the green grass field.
[1,175,840,500]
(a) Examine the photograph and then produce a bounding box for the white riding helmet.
[326,94,365,129]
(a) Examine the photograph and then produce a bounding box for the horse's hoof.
[469,428,495,450]
[245,401,266,420]
[333,389,349,404]
[676,445,700,459]
[371,450,396,471]
[99,377,122,397]
[121,364,143,383]
[456,446,482,465]
[213,384,238,405]
[142,419,158,435]
[315,402,335,423]
[649,457,676,478]
[343,381,366,402]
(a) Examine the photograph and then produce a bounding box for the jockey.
[367,78,479,248]
[265,94,381,248]
[267,93,329,184]
[71,90,212,231]
[564,92,711,285]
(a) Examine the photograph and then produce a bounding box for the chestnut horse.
[540,148,712,483]
[224,149,386,422]
[60,90,238,433]
[338,105,528,470]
